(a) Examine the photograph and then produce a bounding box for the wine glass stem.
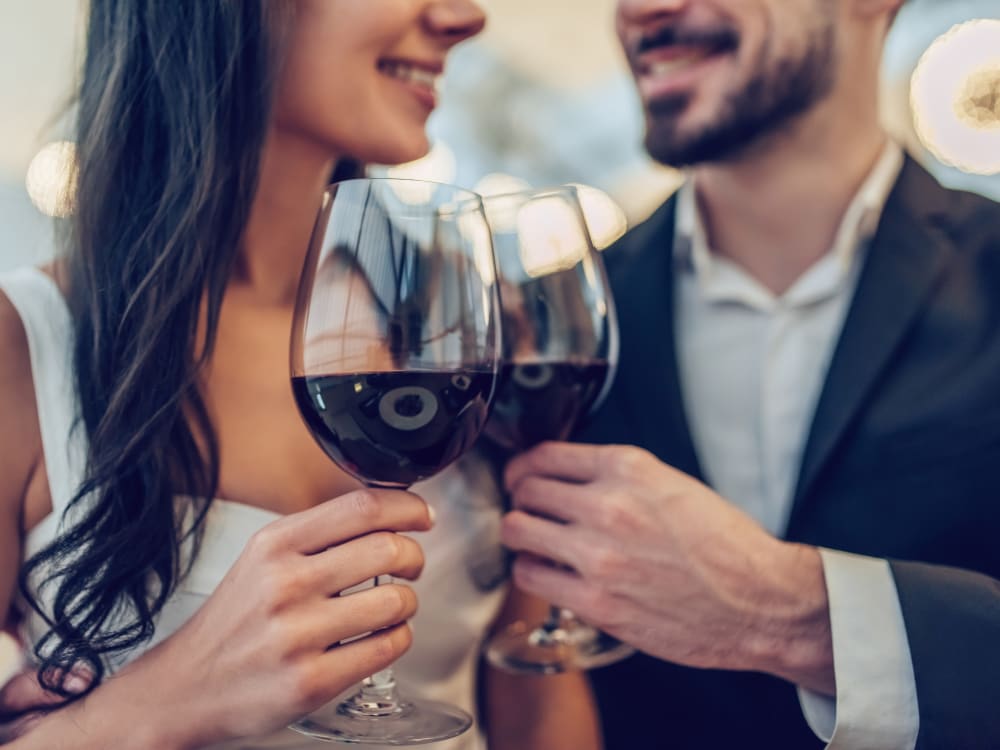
[343,576,406,718]
[542,604,565,633]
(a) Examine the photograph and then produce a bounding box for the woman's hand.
[27,487,435,750]
[0,670,60,744]
[0,622,94,744]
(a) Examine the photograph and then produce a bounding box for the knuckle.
[372,531,403,565]
[380,585,415,621]
[391,623,414,654]
[585,544,627,581]
[265,617,303,661]
[373,625,411,664]
[258,567,299,612]
[396,537,425,577]
[246,525,283,560]
[609,445,648,476]
[412,547,426,577]
[599,491,639,532]
[348,489,382,525]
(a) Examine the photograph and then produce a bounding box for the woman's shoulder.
[0,278,33,385]
[0,277,43,526]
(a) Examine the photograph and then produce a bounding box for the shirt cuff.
[796,549,919,749]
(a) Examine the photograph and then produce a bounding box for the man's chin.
[646,91,693,119]
[644,123,712,168]
[645,104,773,168]
[644,98,723,167]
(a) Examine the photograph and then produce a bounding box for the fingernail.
[65,674,90,694]
[427,505,437,525]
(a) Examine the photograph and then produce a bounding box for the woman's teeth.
[379,62,440,90]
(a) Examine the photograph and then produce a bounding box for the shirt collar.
[674,141,905,309]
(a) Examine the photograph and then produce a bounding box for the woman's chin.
[366,135,433,171]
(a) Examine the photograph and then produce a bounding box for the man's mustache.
[634,25,740,58]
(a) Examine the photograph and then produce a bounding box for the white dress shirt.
[674,142,920,749]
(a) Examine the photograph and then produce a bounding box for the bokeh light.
[517,194,590,278]
[569,184,629,250]
[473,173,533,198]
[25,140,76,218]
[911,19,1000,176]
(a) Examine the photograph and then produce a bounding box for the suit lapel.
[609,197,704,480]
[789,159,957,524]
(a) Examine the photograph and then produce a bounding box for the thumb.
[0,666,92,718]
[0,711,44,743]
[0,669,64,717]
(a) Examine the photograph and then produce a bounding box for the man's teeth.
[380,62,440,89]
[648,52,712,75]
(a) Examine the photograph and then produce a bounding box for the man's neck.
[692,104,890,296]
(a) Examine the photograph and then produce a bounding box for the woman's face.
[273,0,485,166]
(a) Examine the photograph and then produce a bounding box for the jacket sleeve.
[889,560,1000,750]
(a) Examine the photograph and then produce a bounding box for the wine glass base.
[486,619,635,675]
[290,698,473,746]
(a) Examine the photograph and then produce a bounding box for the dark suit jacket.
[578,159,1000,749]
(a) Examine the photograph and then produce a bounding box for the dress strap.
[0,267,86,515]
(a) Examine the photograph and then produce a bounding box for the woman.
[0,2,600,748]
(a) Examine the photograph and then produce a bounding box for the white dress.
[0,267,508,749]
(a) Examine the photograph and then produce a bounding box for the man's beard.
[644,22,838,167]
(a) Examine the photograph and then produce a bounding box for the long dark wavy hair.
[18,0,296,697]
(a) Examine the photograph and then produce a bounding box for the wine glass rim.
[326,176,484,212]
[481,184,579,203]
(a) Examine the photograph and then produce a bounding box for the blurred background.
[2,0,999,274]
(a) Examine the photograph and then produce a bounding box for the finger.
[310,623,414,704]
[1,616,23,642]
[500,510,587,571]
[297,584,419,651]
[262,489,434,555]
[305,532,425,594]
[511,556,618,627]
[508,476,602,524]
[0,668,85,716]
[504,442,603,492]
[0,711,44,742]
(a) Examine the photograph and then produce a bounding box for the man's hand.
[502,442,836,694]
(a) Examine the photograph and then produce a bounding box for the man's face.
[616,0,840,166]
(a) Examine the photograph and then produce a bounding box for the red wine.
[483,361,610,451]
[292,370,493,487]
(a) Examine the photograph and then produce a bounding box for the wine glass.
[289,178,500,744]
[481,186,633,674]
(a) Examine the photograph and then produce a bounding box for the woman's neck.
[234,130,338,306]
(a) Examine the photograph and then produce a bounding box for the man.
[502,0,1000,748]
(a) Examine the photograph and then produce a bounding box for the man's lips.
[639,45,723,76]
[631,25,739,73]
[628,25,739,98]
